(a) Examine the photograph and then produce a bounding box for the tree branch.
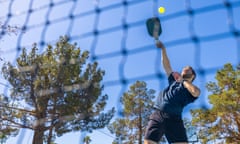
[1,117,33,130]
[0,105,35,115]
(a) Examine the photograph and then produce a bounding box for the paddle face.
[146,17,162,40]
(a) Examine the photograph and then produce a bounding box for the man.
[144,41,201,144]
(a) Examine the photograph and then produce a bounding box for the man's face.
[181,67,193,80]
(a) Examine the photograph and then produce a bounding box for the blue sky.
[0,0,239,144]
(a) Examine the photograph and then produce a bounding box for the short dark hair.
[191,67,196,82]
[188,66,196,82]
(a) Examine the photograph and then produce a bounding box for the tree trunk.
[47,125,54,144]
[32,125,44,144]
[138,108,142,144]
[32,111,47,144]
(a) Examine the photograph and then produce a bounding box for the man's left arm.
[183,81,201,97]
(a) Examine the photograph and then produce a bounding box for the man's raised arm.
[183,75,201,97]
[156,41,172,76]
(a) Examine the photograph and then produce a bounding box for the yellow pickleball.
[158,6,165,14]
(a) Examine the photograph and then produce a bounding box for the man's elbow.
[192,88,201,97]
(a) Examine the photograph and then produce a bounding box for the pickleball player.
[144,41,201,144]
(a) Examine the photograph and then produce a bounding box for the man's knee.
[144,139,158,144]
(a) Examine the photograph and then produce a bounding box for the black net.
[0,0,239,143]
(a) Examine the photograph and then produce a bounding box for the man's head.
[181,66,196,82]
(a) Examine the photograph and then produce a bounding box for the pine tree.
[0,36,115,144]
[108,81,155,144]
[191,63,240,143]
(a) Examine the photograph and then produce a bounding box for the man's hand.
[183,80,201,97]
[156,41,165,49]
[173,72,183,82]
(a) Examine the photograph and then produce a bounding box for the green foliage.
[0,125,18,144]
[0,36,115,144]
[83,136,91,144]
[191,63,240,143]
[108,81,155,144]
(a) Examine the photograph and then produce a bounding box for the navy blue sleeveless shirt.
[155,72,198,116]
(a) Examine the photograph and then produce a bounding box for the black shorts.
[144,110,188,143]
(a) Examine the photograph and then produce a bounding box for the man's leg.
[144,139,158,144]
[144,111,165,144]
[164,118,188,143]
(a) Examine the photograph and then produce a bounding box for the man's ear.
[190,74,195,82]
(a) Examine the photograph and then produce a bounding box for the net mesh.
[0,0,239,143]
